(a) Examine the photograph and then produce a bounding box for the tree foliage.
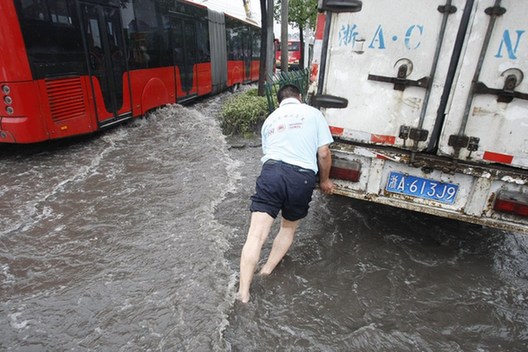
[274,0,318,69]
[274,0,318,32]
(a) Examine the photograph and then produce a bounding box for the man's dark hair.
[277,84,301,103]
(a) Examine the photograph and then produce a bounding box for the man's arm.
[317,144,334,194]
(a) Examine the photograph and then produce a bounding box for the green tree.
[275,0,318,69]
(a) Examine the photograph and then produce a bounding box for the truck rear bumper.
[330,141,528,234]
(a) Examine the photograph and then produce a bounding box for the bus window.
[15,0,86,78]
[251,27,260,60]
[49,0,72,24]
[196,20,210,63]
[127,0,167,69]
[19,0,48,21]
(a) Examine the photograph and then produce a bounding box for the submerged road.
[1,92,527,351]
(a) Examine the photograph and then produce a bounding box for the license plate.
[385,172,458,204]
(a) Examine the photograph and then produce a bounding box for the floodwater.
[1,92,527,351]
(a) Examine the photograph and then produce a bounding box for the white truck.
[309,0,527,234]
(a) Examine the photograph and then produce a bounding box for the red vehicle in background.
[275,40,303,70]
[0,0,260,144]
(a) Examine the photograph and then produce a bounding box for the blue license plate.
[385,172,458,204]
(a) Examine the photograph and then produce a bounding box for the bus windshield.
[288,42,299,51]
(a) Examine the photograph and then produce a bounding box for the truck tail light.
[493,191,528,218]
[330,158,361,182]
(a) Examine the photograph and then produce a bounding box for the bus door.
[170,15,198,102]
[80,2,131,126]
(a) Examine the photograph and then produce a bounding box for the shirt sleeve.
[261,122,268,155]
[316,113,334,147]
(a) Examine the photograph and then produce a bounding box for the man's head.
[277,84,301,104]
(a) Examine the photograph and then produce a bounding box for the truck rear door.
[319,0,466,151]
[437,0,528,170]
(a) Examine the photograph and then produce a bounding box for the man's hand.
[319,179,335,195]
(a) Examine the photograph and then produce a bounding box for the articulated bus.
[0,0,260,144]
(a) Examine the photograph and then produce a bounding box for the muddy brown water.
[1,92,527,351]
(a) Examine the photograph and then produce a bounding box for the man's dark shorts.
[250,160,317,221]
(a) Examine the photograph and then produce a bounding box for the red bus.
[0,0,260,144]
[275,40,303,70]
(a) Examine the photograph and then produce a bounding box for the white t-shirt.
[261,97,334,173]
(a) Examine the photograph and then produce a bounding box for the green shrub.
[245,88,259,97]
[220,91,269,136]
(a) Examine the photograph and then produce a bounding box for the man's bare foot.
[236,291,250,303]
[258,267,272,276]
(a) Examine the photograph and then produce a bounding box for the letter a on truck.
[310,0,528,234]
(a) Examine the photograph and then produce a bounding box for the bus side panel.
[129,67,174,115]
[3,77,98,143]
[37,77,97,140]
[0,81,49,143]
[117,73,133,119]
[175,67,198,100]
[196,62,212,96]
[0,1,43,143]
[250,60,260,82]
[89,77,113,122]
[0,115,47,144]
[227,61,244,86]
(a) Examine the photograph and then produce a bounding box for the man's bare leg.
[238,212,275,303]
[259,218,299,276]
